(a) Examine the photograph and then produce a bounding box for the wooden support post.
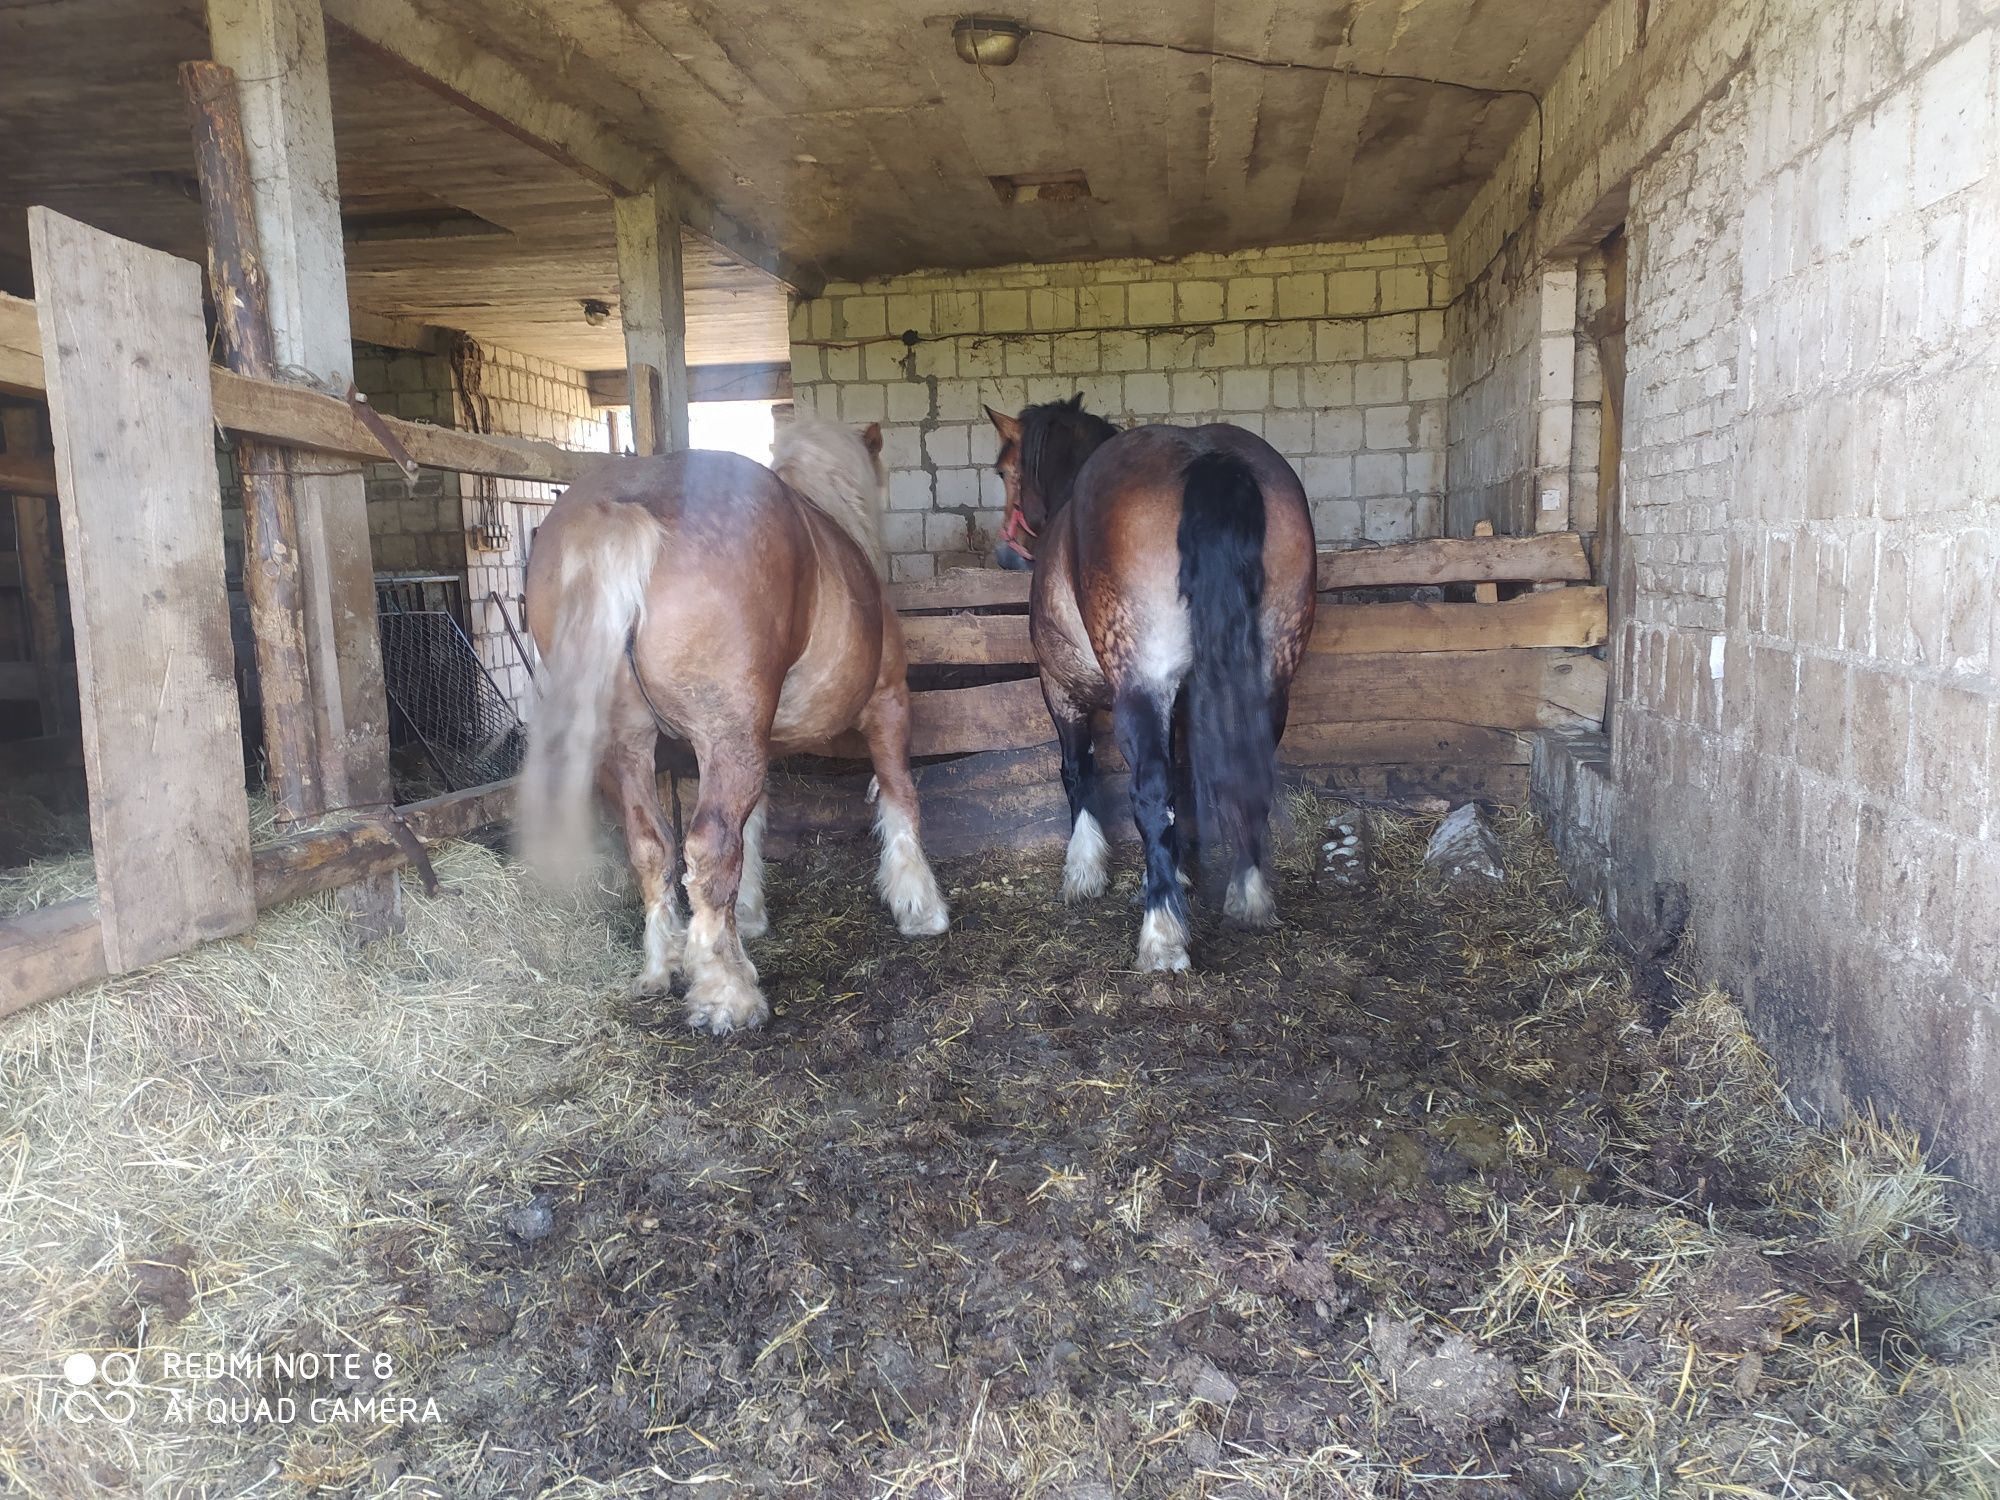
[627,361,663,459]
[2,409,68,738]
[208,0,400,934]
[28,209,258,971]
[182,59,323,822]
[614,184,689,453]
[1473,521,1499,604]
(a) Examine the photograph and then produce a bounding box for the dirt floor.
[2,799,1996,1498]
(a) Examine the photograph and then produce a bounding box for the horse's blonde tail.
[516,499,664,886]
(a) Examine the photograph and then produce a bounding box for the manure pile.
[2,802,1995,1498]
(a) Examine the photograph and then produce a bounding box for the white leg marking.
[1062,810,1111,903]
[632,893,686,996]
[735,797,770,940]
[1224,866,1277,928]
[876,796,950,938]
[680,868,768,1036]
[1135,906,1191,973]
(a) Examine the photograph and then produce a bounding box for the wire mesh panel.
[376,574,466,622]
[377,609,526,796]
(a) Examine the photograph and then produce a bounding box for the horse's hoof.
[1223,868,1278,929]
[897,901,950,939]
[683,968,769,1036]
[629,968,678,1000]
[735,905,770,941]
[1135,908,1192,973]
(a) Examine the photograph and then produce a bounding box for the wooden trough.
[0,211,1606,1022]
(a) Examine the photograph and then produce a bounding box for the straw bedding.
[1,799,1994,1498]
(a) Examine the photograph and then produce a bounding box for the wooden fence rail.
[3,290,609,486]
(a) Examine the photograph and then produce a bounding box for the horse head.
[986,394,1117,568]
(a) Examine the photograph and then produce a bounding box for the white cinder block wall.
[1450,0,2000,1228]
[788,238,1451,581]
[352,339,606,708]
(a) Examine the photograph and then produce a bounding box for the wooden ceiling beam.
[584,362,792,407]
[323,0,822,296]
[348,306,447,353]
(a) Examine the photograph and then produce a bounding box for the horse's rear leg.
[1223,687,1289,929]
[1047,686,1108,902]
[1222,832,1277,928]
[862,681,949,937]
[1114,688,1190,972]
[736,796,770,939]
[681,748,770,1035]
[603,733,683,995]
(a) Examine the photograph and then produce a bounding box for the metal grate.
[377,608,525,796]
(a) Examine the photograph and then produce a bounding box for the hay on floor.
[0,800,1994,1499]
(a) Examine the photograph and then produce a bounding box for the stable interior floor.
[3,801,1996,1498]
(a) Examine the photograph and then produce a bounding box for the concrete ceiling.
[0,0,785,371]
[0,0,1609,369]
[400,0,1604,282]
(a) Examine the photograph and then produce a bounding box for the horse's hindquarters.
[767,578,888,753]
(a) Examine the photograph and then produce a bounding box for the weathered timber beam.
[1318,533,1592,588]
[0,447,59,496]
[899,588,1609,668]
[184,57,325,821]
[0,291,43,396]
[323,0,821,294]
[349,307,445,352]
[886,538,1596,613]
[585,363,793,407]
[0,298,604,484]
[0,779,515,1020]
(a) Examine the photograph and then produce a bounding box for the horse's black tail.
[1176,450,1276,867]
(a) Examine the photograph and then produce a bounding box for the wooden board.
[1307,589,1608,654]
[887,538,1594,616]
[1288,648,1607,728]
[897,649,1605,763]
[1277,721,1529,766]
[900,611,1033,667]
[0,901,109,1021]
[0,292,608,486]
[899,589,1608,668]
[0,448,59,497]
[0,292,42,397]
[1320,534,1591,588]
[907,676,1050,758]
[210,367,608,484]
[0,777,516,1020]
[29,208,258,971]
[889,566,1033,612]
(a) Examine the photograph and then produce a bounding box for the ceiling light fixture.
[953,17,1027,67]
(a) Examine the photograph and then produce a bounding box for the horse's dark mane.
[1020,395,1117,518]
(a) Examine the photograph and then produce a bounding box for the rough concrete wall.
[789,239,1451,582]
[352,344,465,576]
[1457,0,2000,1228]
[1446,264,1589,537]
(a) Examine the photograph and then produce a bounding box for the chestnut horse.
[988,397,1316,971]
[517,420,949,1035]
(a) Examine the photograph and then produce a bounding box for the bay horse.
[987,397,1316,971]
[517,420,950,1035]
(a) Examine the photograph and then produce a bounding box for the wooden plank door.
[29,208,256,970]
